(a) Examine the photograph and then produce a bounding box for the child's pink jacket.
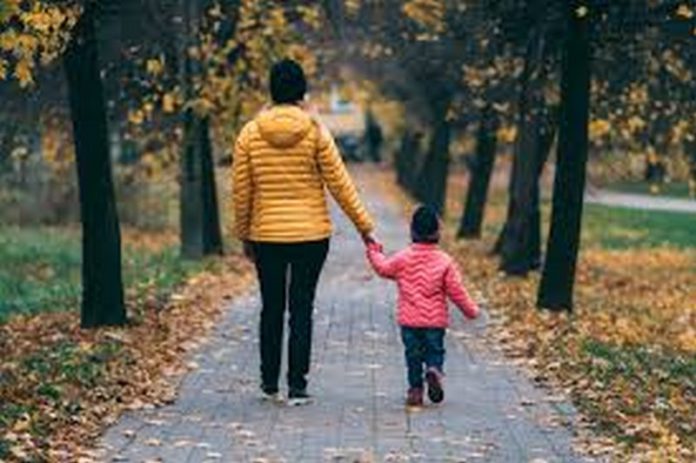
[367,242,479,328]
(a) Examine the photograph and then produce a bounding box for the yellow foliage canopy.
[0,1,79,87]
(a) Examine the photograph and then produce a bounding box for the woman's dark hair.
[410,205,440,243]
[270,59,307,104]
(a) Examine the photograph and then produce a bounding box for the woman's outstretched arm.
[232,126,253,241]
[315,123,375,237]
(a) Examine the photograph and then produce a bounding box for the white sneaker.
[260,390,281,403]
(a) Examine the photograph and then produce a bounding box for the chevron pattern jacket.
[367,242,479,328]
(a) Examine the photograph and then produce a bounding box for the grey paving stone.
[100,176,597,462]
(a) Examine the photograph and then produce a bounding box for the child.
[366,205,480,406]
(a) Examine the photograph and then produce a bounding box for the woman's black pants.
[252,239,329,393]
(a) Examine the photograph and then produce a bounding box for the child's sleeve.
[444,262,479,319]
[366,242,401,279]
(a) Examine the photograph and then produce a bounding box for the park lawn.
[606,180,693,199]
[381,171,695,460]
[0,227,254,460]
[582,203,696,250]
[0,227,212,323]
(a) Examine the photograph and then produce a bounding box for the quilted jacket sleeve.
[366,242,402,279]
[444,262,479,319]
[232,126,253,240]
[316,124,375,235]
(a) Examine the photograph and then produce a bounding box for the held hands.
[361,232,376,245]
[361,233,383,253]
[242,241,255,263]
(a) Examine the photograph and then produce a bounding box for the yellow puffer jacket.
[232,105,374,243]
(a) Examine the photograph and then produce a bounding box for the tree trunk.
[180,110,206,258]
[395,129,420,194]
[179,0,224,258]
[0,123,19,169]
[322,0,346,39]
[395,130,410,188]
[64,4,126,328]
[495,14,555,275]
[500,107,557,274]
[528,114,557,264]
[537,1,591,311]
[458,105,498,238]
[686,137,696,198]
[199,116,224,255]
[415,106,451,214]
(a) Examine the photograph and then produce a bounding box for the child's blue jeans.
[400,327,445,389]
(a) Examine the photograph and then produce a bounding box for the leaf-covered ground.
[448,241,695,461]
[378,167,695,461]
[0,230,254,461]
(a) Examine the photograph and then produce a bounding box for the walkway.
[585,189,696,213]
[100,174,593,462]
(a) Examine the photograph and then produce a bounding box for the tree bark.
[180,109,206,258]
[64,4,126,328]
[0,123,19,169]
[457,105,498,238]
[179,0,224,258]
[495,13,556,275]
[686,137,696,197]
[527,114,556,264]
[415,102,452,214]
[500,106,557,274]
[395,130,410,188]
[395,129,421,195]
[537,1,591,311]
[199,116,224,255]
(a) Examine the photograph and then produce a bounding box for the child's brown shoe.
[425,367,444,403]
[406,387,423,407]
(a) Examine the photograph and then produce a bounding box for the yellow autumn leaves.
[118,0,322,184]
[675,4,694,19]
[0,1,79,87]
[402,0,446,34]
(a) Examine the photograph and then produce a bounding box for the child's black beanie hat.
[411,205,440,242]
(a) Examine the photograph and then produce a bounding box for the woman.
[233,59,374,405]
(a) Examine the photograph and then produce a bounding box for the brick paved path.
[100,176,593,462]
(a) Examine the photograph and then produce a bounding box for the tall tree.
[537,1,592,311]
[179,0,224,258]
[395,128,422,194]
[64,2,126,327]
[414,96,452,214]
[199,115,224,253]
[496,1,559,275]
[458,104,499,238]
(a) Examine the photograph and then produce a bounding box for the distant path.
[585,189,696,214]
[99,170,595,462]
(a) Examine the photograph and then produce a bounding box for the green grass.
[449,189,695,250]
[581,204,696,249]
[0,227,214,323]
[607,180,693,199]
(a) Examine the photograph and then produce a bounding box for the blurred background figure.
[321,85,365,162]
[364,109,384,164]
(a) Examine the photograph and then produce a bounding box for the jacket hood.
[255,105,313,148]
